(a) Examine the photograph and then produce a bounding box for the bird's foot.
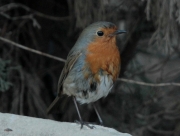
[75,120,95,129]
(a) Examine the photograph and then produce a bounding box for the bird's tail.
[47,96,60,114]
[47,95,71,114]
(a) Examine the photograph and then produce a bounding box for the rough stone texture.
[0,113,132,136]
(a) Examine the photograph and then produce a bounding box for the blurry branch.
[1,36,180,87]
[147,120,174,135]
[145,0,151,21]
[0,12,41,29]
[0,3,70,21]
[0,36,66,62]
[106,0,125,18]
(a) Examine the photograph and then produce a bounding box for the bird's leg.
[73,97,94,129]
[93,103,103,126]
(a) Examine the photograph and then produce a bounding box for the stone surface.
[0,112,132,136]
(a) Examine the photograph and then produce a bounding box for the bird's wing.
[57,52,82,95]
[47,52,82,114]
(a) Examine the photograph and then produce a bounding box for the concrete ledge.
[0,112,132,136]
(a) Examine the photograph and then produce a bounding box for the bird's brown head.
[93,23,126,45]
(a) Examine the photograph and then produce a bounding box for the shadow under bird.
[47,21,126,129]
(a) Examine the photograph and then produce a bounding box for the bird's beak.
[109,30,126,37]
[114,30,126,35]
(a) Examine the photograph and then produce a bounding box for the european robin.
[47,21,126,129]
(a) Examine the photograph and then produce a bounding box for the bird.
[47,21,126,129]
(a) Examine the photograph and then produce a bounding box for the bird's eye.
[97,31,104,36]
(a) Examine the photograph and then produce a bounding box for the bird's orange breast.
[85,37,120,81]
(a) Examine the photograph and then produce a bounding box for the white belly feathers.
[75,74,113,104]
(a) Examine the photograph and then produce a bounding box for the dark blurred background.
[1,0,180,136]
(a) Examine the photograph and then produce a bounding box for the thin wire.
[118,78,180,87]
[0,36,66,62]
[1,36,180,87]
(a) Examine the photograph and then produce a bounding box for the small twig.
[1,36,180,87]
[136,111,164,119]
[0,36,66,62]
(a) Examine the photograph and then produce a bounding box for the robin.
[47,21,126,129]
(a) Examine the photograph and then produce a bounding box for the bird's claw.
[75,120,95,129]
